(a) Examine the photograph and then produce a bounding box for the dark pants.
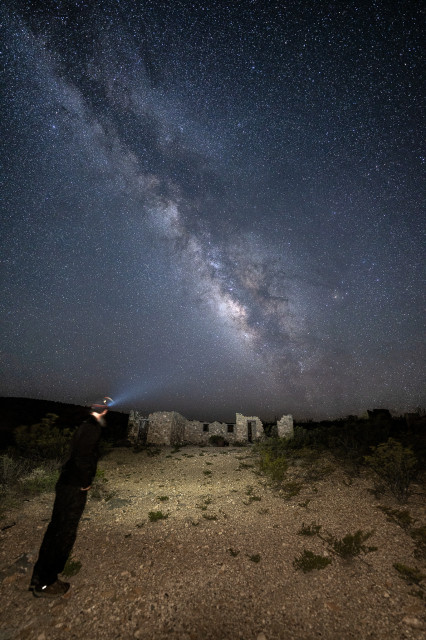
[31,482,87,587]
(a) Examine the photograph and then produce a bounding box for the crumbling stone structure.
[277,414,294,439]
[128,410,293,446]
[146,411,186,446]
[128,412,149,445]
[235,413,264,442]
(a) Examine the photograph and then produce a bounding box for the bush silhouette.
[14,413,74,460]
[364,438,418,502]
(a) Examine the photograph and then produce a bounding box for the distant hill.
[0,397,129,449]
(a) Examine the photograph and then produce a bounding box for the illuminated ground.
[0,446,425,639]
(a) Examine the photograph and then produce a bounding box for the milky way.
[1,1,424,420]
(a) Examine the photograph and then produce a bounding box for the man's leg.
[31,484,87,588]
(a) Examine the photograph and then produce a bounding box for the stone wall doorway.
[247,420,255,443]
[136,419,149,445]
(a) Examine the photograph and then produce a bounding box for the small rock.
[257,633,267,640]
[37,634,46,640]
[402,617,423,629]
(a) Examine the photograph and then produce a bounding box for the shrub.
[248,554,261,563]
[325,530,377,559]
[282,481,303,499]
[0,454,33,488]
[364,438,418,502]
[255,438,291,485]
[256,437,288,459]
[298,522,322,536]
[209,435,228,447]
[18,464,59,495]
[146,447,162,456]
[14,413,74,460]
[377,506,414,530]
[148,511,168,522]
[293,550,332,572]
[393,563,425,586]
[410,526,426,559]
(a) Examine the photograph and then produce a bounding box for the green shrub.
[298,522,322,536]
[364,438,418,502]
[255,438,290,485]
[0,454,33,488]
[325,530,377,559]
[410,526,426,559]
[209,435,228,446]
[146,447,162,456]
[148,511,168,522]
[14,413,74,460]
[393,563,425,586]
[377,506,414,530]
[282,480,303,499]
[256,437,288,459]
[293,550,332,572]
[17,464,59,495]
[248,554,261,563]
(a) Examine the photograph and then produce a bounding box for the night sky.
[1,1,424,421]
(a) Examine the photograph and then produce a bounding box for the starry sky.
[1,0,424,421]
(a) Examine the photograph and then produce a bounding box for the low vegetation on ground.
[293,550,332,572]
[1,410,424,592]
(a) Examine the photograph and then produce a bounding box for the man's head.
[90,396,114,423]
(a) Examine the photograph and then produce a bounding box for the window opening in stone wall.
[203,424,209,432]
[227,424,234,433]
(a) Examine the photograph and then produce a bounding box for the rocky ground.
[0,445,425,640]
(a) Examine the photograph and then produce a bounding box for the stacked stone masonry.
[128,411,293,446]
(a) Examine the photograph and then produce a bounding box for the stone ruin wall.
[235,413,264,441]
[185,420,240,444]
[277,414,294,439]
[146,411,186,446]
[128,410,293,446]
[184,420,206,444]
[128,410,148,444]
[169,412,186,446]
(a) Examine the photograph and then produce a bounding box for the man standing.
[29,397,113,597]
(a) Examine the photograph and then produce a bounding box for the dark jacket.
[59,415,102,488]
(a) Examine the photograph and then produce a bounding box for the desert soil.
[0,445,425,640]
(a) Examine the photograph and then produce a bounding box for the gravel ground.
[0,445,425,640]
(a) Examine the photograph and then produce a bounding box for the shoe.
[32,579,70,598]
